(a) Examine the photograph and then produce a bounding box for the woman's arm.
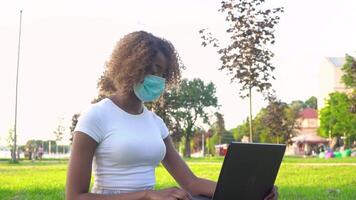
[161,136,217,197]
[66,132,191,200]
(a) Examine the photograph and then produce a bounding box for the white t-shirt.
[74,98,169,192]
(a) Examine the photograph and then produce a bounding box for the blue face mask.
[134,75,166,102]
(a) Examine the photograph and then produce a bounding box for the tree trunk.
[343,132,350,148]
[17,148,20,160]
[12,142,17,162]
[49,141,51,156]
[331,137,341,151]
[184,128,192,158]
[10,149,15,161]
[184,136,191,158]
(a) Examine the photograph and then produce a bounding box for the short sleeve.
[152,113,169,139]
[74,105,104,143]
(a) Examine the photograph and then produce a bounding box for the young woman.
[66,31,278,200]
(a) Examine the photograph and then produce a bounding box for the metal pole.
[202,132,205,157]
[13,10,23,162]
[249,86,253,143]
[248,62,253,143]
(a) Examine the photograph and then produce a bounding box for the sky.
[0,0,356,146]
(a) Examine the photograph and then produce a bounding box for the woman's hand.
[264,185,278,200]
[144,187,192,200]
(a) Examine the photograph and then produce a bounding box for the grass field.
[0,157,355,200]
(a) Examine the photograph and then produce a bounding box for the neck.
[110,90,144,114]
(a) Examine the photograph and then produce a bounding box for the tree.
[207,113,230,156]
[235,110,272,143]
[191,128,208,154]
[234,96,301,144]
[319,92,356,148]
[262,96,300,144]
[7,128,16,161]
[252,109,271,143]
[341,54,356,89]
[170,122,184,150]
[230,127,240,141]
[305,96,318,110]
[283,104,301,143]
[221,130,235,144]
[290,96,318,111]
[69,113,80,144]
[200,0,284,142]
[213,112,226,144]
[262,98,286,143]
[53,118,65,155]
[350,90,356,114]
[341,54,356,115]
[206,134,216,156]
[235,118,249,140]
[172,79,218,157]
[290,100,305,111]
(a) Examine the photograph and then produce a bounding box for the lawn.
[0,157,355,200]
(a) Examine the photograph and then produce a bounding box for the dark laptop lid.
[212,142,286,200]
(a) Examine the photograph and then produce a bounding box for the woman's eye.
[146,65,165,77]
[146,66,154,73]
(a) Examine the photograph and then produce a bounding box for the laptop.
[192,142,286,200]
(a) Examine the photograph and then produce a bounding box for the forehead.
[154,51,168,69]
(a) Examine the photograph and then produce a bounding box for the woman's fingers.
[264,192,274,200]
[264,185,278,200]
[170,187,192,200]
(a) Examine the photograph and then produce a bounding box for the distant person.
[352,141,356,157]
[37,145,44,160]
[352,141,356,150]
[26,147,33,160]
[65,31,278,200]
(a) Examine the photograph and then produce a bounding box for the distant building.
[288,108,328,155]
[318,57,352,109]
[297,108,319,136]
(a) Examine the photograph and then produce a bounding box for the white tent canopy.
[291,133,328,144]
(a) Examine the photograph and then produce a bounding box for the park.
[1,0,356,199]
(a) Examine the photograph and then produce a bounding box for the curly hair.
[97,31,183,96]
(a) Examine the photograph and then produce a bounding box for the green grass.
[184,156,356,163]
[281,156,356,163]
[0,157,355,200]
